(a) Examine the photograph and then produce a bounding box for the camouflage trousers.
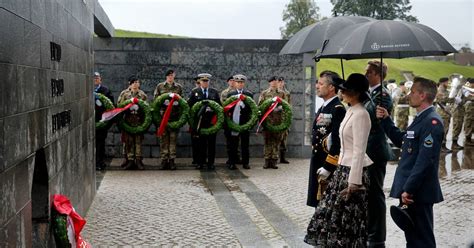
[123,132,143,160]
[464,103,474,138]
[437,108,451,142]
[160,129,178,160]
[279,130,289,152]
[396,107,409,131]
[452,107,465,140]
[264,131,283,160]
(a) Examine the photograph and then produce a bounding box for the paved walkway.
[82,147,474,247]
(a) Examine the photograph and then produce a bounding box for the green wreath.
[118,98,152,134]
[258,98,293,132]
[52,209,72,247]
[151,93,189,130]
[223,95,259,132]
[189,100,224,135]
[95,93,115,130]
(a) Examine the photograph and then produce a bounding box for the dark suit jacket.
[188,87,221,129]
[226,89,254,125]
[381,106,444,204]
[364,96,393,163]
[95,84,114,122]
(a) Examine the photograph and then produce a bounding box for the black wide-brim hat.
[338,73,369,93]
[390,204,415,232]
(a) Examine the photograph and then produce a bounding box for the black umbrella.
[279,16,374,55]
[315,19,457,60]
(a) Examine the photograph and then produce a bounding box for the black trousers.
[95,129,108,166]
[191,131,199,163]
[367,161,387,247]
[196,134,216,166]
[229,131,249,165]
[405,203,436,248]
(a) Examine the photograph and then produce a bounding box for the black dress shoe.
[243,164,250,169]
[207,164,215,170]
[228,164,237,170]
[196,164,203,170]
[124,160,135,170]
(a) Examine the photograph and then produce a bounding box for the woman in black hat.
[305,73,372,247]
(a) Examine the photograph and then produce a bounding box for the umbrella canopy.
[315,20,457,60]
[279,16,373,55]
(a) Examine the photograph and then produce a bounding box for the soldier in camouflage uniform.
[258,76,287,169]
[394,81,410,131]
[117,75,148,170]
[434,77,453,152]
[153,69,183,170]
[463,78,474,146]
[277,76,291,164]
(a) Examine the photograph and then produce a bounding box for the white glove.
[164,99,170,105]
[455,97,462,104]
[130,104,139,111]
[205,106,212,112]
[317,167,331,180]
[274,105,283,112]
[95,99,102,107]
[173,101,179,106]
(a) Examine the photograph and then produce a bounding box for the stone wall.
[0,0,113,246]
[94,38,314,159]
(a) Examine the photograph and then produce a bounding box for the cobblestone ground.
[83,147,474,247]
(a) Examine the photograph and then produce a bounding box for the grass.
[316,58,474,83]
[114,29,190,38]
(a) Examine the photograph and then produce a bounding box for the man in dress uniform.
[117,75,148,170]
[258,76,287,169]
[226,74,253,170]
[394,81,410,131]
[376,77,444,248]
[187,73,221,170]
[364,60,393,248]
[434,77,452,152]
[191,76,200,165]
[306,70,346,208]
[278,76,291,164]
[153,69,183,170]
[94,72,114,171]
[221,76,239,165]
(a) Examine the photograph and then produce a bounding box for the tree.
[280,0,320,39]
[331,0,418,22]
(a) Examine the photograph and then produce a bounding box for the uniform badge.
[407,131,415,139]
[424,134,434,148]
[195,92,198,96]
[318,127,327,135]
[432,119,438,125]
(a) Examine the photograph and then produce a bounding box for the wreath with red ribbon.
[189,100,224,135]
[117,98,152,134]
[95,93,115,130]
[222,94,258,132]
[257,97,292,132]
[151,93,189,136]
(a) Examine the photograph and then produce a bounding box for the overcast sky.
[98,0,473,49]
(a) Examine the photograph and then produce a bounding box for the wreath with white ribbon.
[222,94,258,132]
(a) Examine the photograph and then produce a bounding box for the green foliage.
[330,0,418,22]
[223,95,259,132]
[118,99,152,134]
[95,93,115,130]
[258,98,293,132]
[114,29,189,38]
[316,58,474,84]
[151,93,189,131]
[189,100,224,135]
[280,0,320,39]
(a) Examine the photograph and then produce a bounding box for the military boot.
[135,157,145,170]
[279,151,289,164]
[124,160,135,170]
[120,156,128,168]
[169,159,176,170]
[441,142,452,153]
[271,159,279,169]
[263,159,270,169]
[466,137,474,146]
[159,159,169,170]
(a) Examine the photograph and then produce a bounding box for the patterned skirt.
[304,165,370,248]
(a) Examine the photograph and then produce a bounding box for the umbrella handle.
[313,39,329,62]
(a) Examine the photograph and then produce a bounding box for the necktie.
[203,88,208,99]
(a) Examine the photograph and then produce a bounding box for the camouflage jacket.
[220,86,233,103]
[258,88,287,125]
[153,81,183,98]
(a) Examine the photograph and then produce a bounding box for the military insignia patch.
[424,134,434,148]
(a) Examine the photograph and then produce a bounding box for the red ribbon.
[53,194,91,248]
[157,94,180,137]
[257,97,282,132]
[101,97,139,122]
[224,94,246,114]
